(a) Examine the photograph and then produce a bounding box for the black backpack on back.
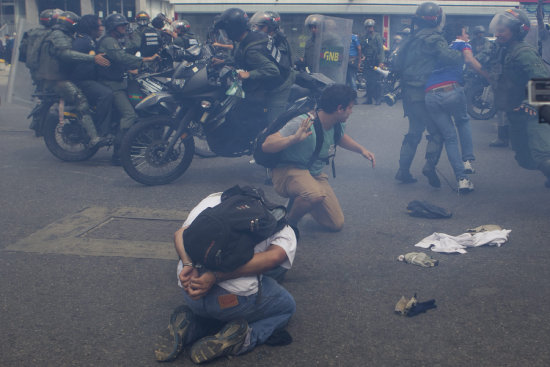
[183,185,287,272]
[253,98,342,170]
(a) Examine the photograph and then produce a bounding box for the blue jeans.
[425,86,474,180]
[182,276,296,353]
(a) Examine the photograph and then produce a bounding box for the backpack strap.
[305,113,325,169]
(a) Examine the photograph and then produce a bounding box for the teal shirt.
[277,114,344,176]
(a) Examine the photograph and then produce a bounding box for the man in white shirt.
[155,192,297,364]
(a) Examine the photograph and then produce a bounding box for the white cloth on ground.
[414,229,511,254]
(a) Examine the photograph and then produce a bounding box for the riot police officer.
[361,19,385,105]
[97,13,159,164]
[393,2,463,183]
[128,11,161,57]
[35,11,111,147]
[172,19,199,49]
[303,14,322,71]
[19,8,62,135]
[489,8,550,187]
[151,14,174,46]
[249,10,293,70]
[70,14,114,138]
[470,26,492,57]
[19,8,62,83]
[214,8,294,124]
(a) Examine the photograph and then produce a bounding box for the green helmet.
[135,11,150,26]
[104,13,129,34]
[39,9,62,28]
[305,14,323,29]
[489,8,530,41]
[415,2,445,29]
[56,11,80,33]
[364,19,375,28]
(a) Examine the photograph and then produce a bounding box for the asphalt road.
[1,90,550,366]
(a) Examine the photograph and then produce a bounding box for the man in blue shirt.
[423,22,487,192]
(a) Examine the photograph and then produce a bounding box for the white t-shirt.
[176,192,297,296]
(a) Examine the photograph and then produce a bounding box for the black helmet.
[151,16,165,29]
[249,10,280,33]
[135,11,150,26]
[39,9,62,28]
[364,19,376,27]
[56,11,80,33]
[173,19,191,34]
[472,25,486,35]
[415,2,445,29]
[305,14,323,29]
[214,8,249,41]
[489,9,530,41]
[104,13,129,34]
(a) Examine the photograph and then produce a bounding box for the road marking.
[3,207,188,260]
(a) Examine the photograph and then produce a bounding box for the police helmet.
[305,14,323,29]
[173,19,191,34]
[151,16,165,30]
[214,8,249,41]
[364,19,376,28]
[472,25,486,35]
[56,11,80,33]
[249,10,280,33]
[489,9,530,41]
[105,13,129,34]
[135,11,150,26]
[39,9,62,28]
[415,2,445,29]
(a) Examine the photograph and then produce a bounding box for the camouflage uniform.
[393,27,463,181]
[97,35,143,130]
[35,26,100,140]
[491,41,550,179]
[361,31,385,104]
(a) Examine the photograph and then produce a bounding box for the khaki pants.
[272,167,344,231]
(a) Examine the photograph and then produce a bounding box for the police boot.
[489,126,509,147]
[395,169,417,184]
[81,115,107,148]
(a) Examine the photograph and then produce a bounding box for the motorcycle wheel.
[120,116,195,186]
[194,136,217,158]
[467,84,497,120]
[43,112,99,161]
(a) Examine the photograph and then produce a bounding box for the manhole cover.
[3,207,188,260]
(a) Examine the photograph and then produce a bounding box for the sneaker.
[190,319,249,364]
[463,160,475,174]
[422,167,441,188]
[395,169,417,184]
[154,305,194,362]
[458,178,474,193]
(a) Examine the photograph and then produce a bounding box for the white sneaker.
[458,178,474,193]
[463,160,475,174]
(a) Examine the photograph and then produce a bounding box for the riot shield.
[7,19,36,107]
[310,15,352,84]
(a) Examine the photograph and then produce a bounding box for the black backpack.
[253,99,342,170]
[183,185,287,272]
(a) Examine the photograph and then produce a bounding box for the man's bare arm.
[338,133,376,168]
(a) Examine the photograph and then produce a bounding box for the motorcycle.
[465,71,496,120]
[119,43,328,186]
[29,45,192,162]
